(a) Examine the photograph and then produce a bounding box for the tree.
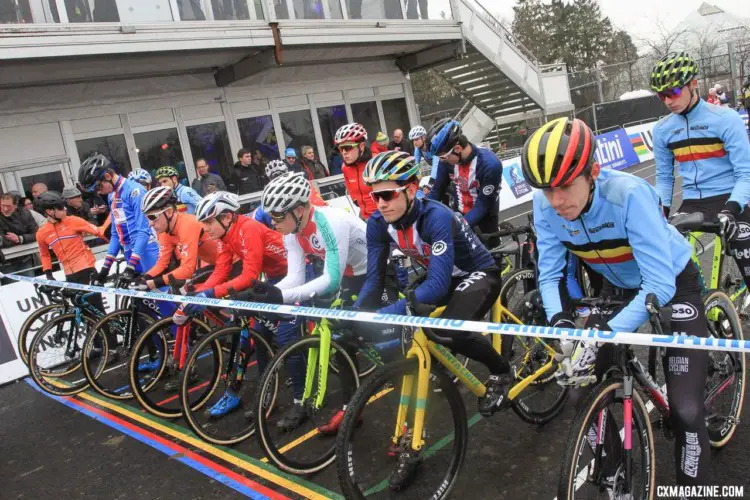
[638,18,689,57]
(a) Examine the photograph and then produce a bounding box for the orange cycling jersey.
[310,184,327,207]
[146,212,220,288]
[36,215,102,275]
[198,214,287,298]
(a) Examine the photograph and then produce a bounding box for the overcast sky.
[493,0,750,51]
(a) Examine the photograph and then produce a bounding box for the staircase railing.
[466,0,540,67]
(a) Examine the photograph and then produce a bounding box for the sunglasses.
[145,209,168,222]
[439,149,460,160]
[370,185,409,203]
[657,86,683,101]
[269,211,288,223]
[338,143,359,153]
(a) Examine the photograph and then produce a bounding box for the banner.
[593,128,641,171]
[625,122,656,162]
[499,155,534,211]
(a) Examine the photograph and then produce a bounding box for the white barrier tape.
[5,272,750,354]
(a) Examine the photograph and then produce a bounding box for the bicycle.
[557,291,744,500]
[334,290,566,499]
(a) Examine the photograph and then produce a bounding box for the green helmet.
[650,51,698,92]
[155,166,179,180]
[363,151,421,185]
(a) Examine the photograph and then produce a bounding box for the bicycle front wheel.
[499,268,536,315]
[335,359,468,499]
[558,377,655,500]
[18,303,64,366]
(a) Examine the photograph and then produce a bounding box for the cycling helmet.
[155,166,179,180]
[265,159,289,180]
[363,151,421,185]
[38,191,66,211]
[408,125,427,141]
[262,173,311,214]
[62,186,82,199]
[78,153,110,192]
[650,51,698,92]
[521,117,596,189]
[141,186,177,213]
[334,123,368,145]
[195,191,241,222]
[428,119,462,157]
[128,168,152,185]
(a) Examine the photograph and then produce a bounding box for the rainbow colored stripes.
[628,133,649,157]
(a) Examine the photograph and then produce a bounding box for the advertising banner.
[625,122,656,163]
[593,128,641,171]
[499,155,534,211]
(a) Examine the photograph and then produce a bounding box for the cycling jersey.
[535,168,693,333]
[103,177,159,272]
[428,144,502,226]
[251,206,273,229]
[342,151,378,220]
[356,197,495,315]
[276,205,368,304]
[174,184,203,215]
[36,215,101,275]
[653,98,750,209]
[146,212,220,288]
[197,214,287,298]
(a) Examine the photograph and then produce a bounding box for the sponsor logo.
[736,222,750,241]
[588,222,614,233]
[482,185,495,196]
[733,247,750,260]
[310,234,323,251]
[689,125,708,131]
[455,271,486,292]
[671,303,698,321]
[670,128,683,135]
[432,241,447,256]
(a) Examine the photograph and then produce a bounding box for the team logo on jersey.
[176,242,189,258]
[310,234,323,251]
[736,222,750,241]
[131,188,141,198]
[671,303,698,321]
[432,241,447,256]
[482,185,495,196]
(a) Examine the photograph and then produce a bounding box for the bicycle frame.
[687,231,747,302]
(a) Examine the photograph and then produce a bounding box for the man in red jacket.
[334,123,378,220]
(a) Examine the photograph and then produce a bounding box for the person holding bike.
[652,52,750,293]
[154,166,203,215]
[523,116,711,487]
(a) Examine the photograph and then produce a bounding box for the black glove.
[249,280,284,304]
[45,271,55,281]
[550,312,576,330]
[719,202,741,242]
[94,266,110,286]
[662,204,670,219]
[121,266,138,283]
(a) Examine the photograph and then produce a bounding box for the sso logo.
[671,303,698,321]
[432,241,447,256]
[736,222,750,241]
[482,185,495,196]
[310,234,323,251]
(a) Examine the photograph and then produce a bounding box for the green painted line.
[80,389,344,500]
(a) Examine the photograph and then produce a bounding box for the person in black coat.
[0,193,38,248]
[229,148,263,195]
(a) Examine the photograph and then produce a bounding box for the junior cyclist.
[524,117,710,488]
[155,166,203,214]
[651,52,750,294]
[128,168,152,190]
[334,123,378,220]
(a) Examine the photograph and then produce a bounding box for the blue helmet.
[285,148,297,158]
[128,168,152,185]
[428,119,462,157]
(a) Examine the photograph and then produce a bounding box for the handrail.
[466,0,540,67]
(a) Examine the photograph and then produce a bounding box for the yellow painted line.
[74,391,331,500]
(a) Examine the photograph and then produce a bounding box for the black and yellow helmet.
[650,51,698,92]
[521,117,596,189]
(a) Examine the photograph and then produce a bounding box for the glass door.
[14,164,67,199]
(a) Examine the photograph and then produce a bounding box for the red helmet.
[334,123,368,145]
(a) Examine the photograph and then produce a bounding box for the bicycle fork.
[592,376,635,495]
[303,323,330,409]
[392,342,431,453]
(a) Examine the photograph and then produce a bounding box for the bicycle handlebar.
[475,225,532,245]
[405,291,456,346]
[669,212,730,256]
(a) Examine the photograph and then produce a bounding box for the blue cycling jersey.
[174,184,203,215]
[355,198,495,315]
[103,177,159,273]
[535,168,693,333]
[251,206,273,229]
[654,99,750,209]
[427,144,502,226]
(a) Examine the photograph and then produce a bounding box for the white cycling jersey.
[277,205,368,304]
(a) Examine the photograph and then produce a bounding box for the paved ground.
[3,159,750,499]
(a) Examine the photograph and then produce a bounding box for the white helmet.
[262,173,311,214]
[334,123,368,145]
[141,186,176,213]
[195,191,241,222]
[265,159,288,180]
[409,125,427,140]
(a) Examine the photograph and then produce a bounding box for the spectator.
[62,186,95,222]
[707,87,719,105]
[191,157,227,196]
[328,147,343,176]
[20,197,47,227]
[285,147,309,179]
[300,145,329,179]
[0,193,38,278]
[715,84,730,107]
[31,183,48,199]
[387,128,413,154]
[371,132,389,155]
[229,148,263,195]
[500,140,508,153]
[251,149,269,188]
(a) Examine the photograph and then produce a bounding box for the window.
[76,134,132,176]
[279,109,315,160]
[382,98,410,136]
[0,0,33,23]
[186,122,234,184]
[237,115,279,165]
[57,0,120,22]
[316,105,347,162]
[211,0,250,19]
[177,0,206,20]
[273,0,289,19]
[291,0,324,19]
[19,168,65,199]
[406,0,452,19]
[133,128,186,185]
[347,0,401,19]
[351,101,381,146]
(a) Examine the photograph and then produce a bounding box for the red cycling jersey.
[197,214,287,297]
[342,158,377,220]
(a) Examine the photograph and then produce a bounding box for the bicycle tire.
[256,336,359,475]
[129,317,220,419]
[499,268,536,317]
[718,252,747,316]
[18,303,64,366]
[557,376,655,500]
[180,325,276,445]
[27,312,100,396]
[703,290,746,448]
[82,309,154,400]
[336,359,468,499]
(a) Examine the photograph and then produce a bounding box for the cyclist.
[175,191,288,419]
[154,166,203,215]
[78,154,160,284]
[334,123,378,220]
[354,151,512,484]
[240,172,377,433]
[426,119,502,246]
[651,51,750,293]
[128,168,152,190]
[523,117,710,488]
